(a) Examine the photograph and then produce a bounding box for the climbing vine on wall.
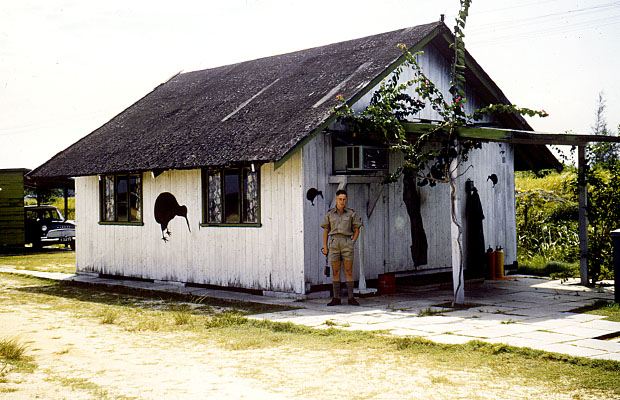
[333,0,548,304]
[334,6,548,186]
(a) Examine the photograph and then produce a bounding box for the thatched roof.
[31,21,557,178]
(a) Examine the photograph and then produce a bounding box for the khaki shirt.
[320,207,363,236]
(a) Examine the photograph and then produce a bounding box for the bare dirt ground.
[1,305,296,399]
[0,275,616,400]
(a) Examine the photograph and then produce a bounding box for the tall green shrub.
[586,162,620,282]
[584,90,619,283]
[515,170,579,264]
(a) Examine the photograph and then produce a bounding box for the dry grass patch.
[0,336,36,387]
[0,337,29,361]
[0,250,75,274]
[571,300,620,322]
[2,272,620,399]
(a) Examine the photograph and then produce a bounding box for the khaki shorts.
[328,235,354,262]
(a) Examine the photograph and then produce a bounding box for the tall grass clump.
[99,308,119,324]
[0,337,28,361]
[173,312,192,325]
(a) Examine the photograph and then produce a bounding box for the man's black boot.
[327,298,341,306]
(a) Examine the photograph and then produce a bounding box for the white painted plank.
[260,163,273,289]
[302,137,318,286]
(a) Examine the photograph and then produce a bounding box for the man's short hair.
[335,189,348,197]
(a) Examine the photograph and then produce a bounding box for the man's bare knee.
[343,260,354,281]
[331,261,342,280]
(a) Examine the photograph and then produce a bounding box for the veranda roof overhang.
[402,122,620,173]
[402,121,620,287]
[401,122,620,146]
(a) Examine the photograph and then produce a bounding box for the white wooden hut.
[31,21,559,297]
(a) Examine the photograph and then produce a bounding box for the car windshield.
[26,208,64,221]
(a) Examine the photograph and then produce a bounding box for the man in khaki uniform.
[321,189,362,306]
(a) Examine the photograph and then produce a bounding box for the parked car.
[24,205,76,250]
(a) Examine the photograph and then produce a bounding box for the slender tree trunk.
[450,157,465,305]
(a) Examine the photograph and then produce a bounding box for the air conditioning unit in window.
[333,146,389,173]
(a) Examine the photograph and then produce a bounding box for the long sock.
[346,281,354,299]
[333,282,341,299]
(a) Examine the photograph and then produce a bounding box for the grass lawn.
[1,272,619,399]
[571,300,620,322]
[517,255,579,281]
[0,249,75,274]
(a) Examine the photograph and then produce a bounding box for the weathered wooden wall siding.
[337,143,517,275]
[342,180,389,277]
[302,132,330,286]
[300,139,516,284]
[457,142,517,265]
[75,152,305,293]
[387,151,452,272]
[75,176,99,272]
[302,133,389,284]
[0,171,25,247]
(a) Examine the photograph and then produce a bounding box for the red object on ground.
[378,273,396,295]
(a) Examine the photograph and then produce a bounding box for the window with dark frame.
[203,167,259,226]
[100,173,143,223]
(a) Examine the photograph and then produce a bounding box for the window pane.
[100,173,142,223]
[224,170,240,223]
[207,171,222,223]
[243,169,258,223]
[116,175,128,222]
[129,174,141,222]
[103,175,115,221]
[53,208,64,221]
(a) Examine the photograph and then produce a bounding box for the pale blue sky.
[1,0,619,169]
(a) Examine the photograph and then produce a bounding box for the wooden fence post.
[578,145,589,286]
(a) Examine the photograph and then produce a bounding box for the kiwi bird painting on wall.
[154,192,191,242]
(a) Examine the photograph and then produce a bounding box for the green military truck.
[0,168,28,249]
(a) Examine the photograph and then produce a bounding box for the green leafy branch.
[474,104,548,121]
[332,2,548,187]
[331,0,550,305]
[332,43,480,186]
